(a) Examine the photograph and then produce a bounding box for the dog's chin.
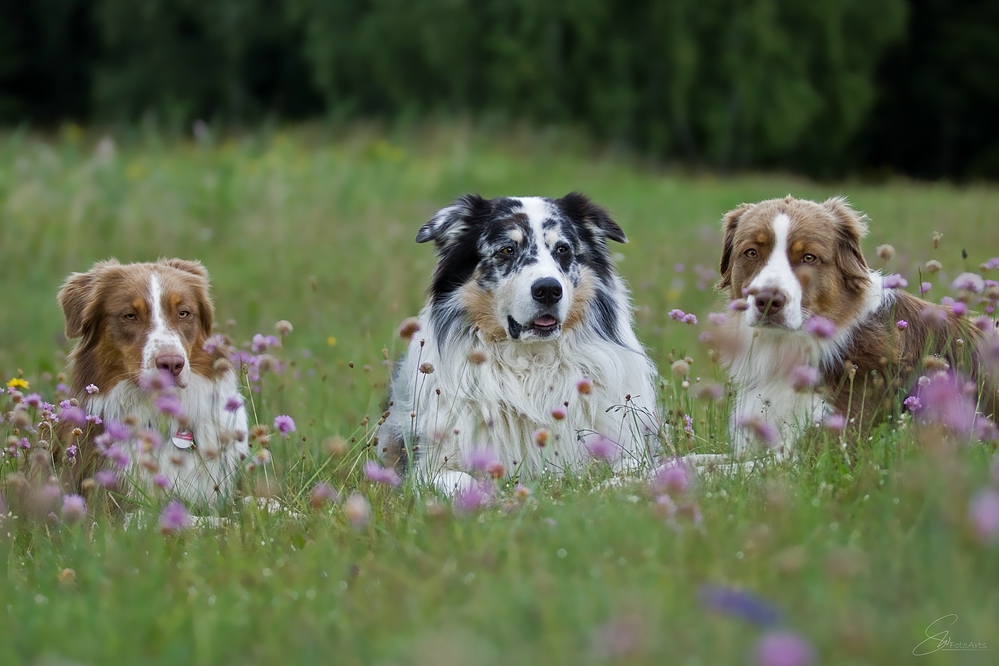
[507,314,562,341]
[747,313,799,332]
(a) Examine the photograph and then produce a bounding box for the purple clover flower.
[983,257,999,271]
[919,281,932,294]
[708,312,728,326]
[584,434,618,464]
[155,393,185,419]
[105,445,130,469]
[903,396,922,412]
[651,460,694,496]
[738,415,779,447]
[153,473,172,490]
[344,493,371,529]
[754,630,816,666]
[952,272,985,294]
[273,415,296,435]
[105,420,131,441]
[159,500,191,534]
[969,489,999,542]
[224,395,243,412]
[940,296,968,317]
[95,470,118,488]
[453,480,494,515]
[729,299,750,312]
[363,460,401,487]
[85,383,99,395]
[896,320,908,330]
[803,316,836,339]
[883,273,908,289]
[465,448,500,474]
[60,406,88,427]
[668,309,698,325]
[698,584,781,627]
[25,393,43,409]
[975,418,999,442]
[920,305,949,327]
[310,482,340,509]
[61,495,87,524]
[791,365,819,391]
[916,372,977,435]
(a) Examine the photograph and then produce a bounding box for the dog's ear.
[718,204,753,291]
[58,259,120,340]
[159,257,209,279]
[556,192,627,244]
[416,194,489,246]
[823,196,870,294]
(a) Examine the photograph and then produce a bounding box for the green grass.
[1,123,998,665]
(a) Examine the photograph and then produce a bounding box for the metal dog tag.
[172,428,196,450]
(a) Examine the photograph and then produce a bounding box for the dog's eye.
[497,246,516,257]
[123,313,137,321]
[744,249,758,259]
[802,254,817,264]
[178,310,191,319]
[554,244,571,256]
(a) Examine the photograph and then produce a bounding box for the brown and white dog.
[58,258,248,505]
[712,195,995,457]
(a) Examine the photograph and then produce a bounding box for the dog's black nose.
[754,289,786,314]
[531,278,563,306]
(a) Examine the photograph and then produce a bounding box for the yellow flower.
[6,377,29,390]
[327,336,337,347]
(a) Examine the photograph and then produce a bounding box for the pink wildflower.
[754,630,816,666]
[803,316,836,339]
[738,415,779,447]
[584,434,617,464]
[790,365,819,391]
[883,274,908,289]
[453,480,494,515]
[969,489,999,542]
[310,482,340,509]
[273,415,296,435]
[363,460,401,487]
[343,493,371,529]
[159,500,191,534]
[952,272,985,294]
[651,460,694,496]
[60,495,87,524]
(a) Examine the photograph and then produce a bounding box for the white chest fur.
[86,371,249,505]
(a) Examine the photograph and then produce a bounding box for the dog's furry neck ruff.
[382,285,659,486]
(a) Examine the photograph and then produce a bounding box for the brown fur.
[718,195,997,440]
[719,196,873,329]
[54,258,222,490]
[58,258,217,397]
[823,291,994,431]
[457,281,508,343]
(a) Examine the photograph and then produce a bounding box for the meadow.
[1,122,998,665]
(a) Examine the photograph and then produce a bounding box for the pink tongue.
[534,315,557,327]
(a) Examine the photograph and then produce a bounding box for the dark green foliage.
[861,0,999,179]
[2,0,998,178]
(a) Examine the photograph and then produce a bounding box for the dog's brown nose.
[156,353,186,377]
[754,289,786,314]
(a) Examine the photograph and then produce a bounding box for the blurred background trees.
[1,0,996,179]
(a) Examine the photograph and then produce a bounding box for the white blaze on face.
[142,272,191,387]
[497,197,572,338]
[745,212,804,329]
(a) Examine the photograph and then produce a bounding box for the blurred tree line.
[1,0,996,179]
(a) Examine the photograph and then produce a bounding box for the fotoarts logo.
[912,615,988,656]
